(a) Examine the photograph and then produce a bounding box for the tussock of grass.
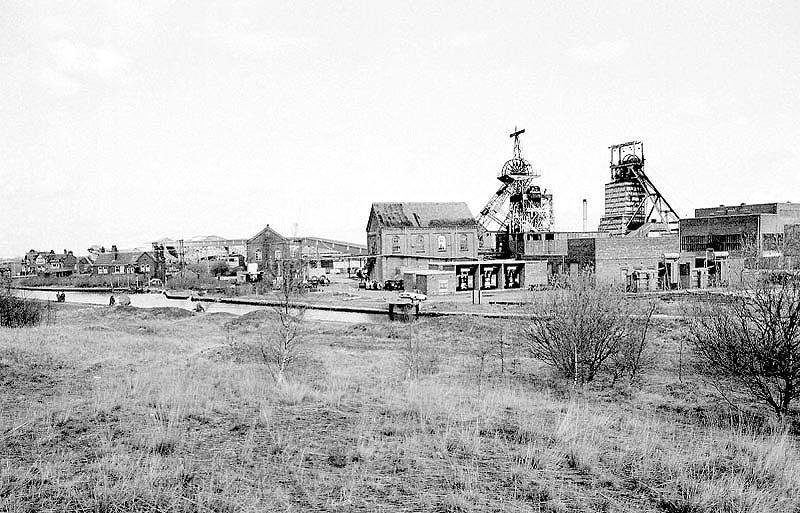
[1,306,799,511]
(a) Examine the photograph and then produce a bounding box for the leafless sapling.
[260,258,307,384]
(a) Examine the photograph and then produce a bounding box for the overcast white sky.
[1,1,799,257]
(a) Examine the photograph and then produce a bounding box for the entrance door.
[679,263,690,289]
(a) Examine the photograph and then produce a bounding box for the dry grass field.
[1,305,799,512]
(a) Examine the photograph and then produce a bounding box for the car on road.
[398,291,427,302]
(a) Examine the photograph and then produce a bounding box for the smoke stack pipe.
[582,199,588,232]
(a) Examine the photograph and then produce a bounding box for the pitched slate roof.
[49,253,75,263]
[368,202,477,230]
[247,225,288,244]
[23,250,76,264]
[93,251,151,266]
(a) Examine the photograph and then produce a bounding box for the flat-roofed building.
[679,202,800,286]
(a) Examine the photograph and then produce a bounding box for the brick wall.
[595,236,678,284]
[376,228,478,259]
[567,238,595,267]
[377,256,430,282]
[787,225,800,257]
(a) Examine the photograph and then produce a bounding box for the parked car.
[309,275,330,287]
[398,291,427,302]
[383,279,404,291]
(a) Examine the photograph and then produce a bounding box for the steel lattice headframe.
[477,128,553,239]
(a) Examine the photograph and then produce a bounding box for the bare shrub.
[689,272,800,416]
[523,272,653,387]
[610,302,656,386]
[450,317,511,388]
[0,291,43,328]
[209,260,229,277]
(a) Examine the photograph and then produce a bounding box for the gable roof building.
[366,202,479,281]
[90,251,157,277]
[367,202,478,232]
[246,225,289,271]
[21,249,78,276]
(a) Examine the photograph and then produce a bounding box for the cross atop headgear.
[510,127,525,158]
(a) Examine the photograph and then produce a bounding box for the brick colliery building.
[519,202,800,291]
[678,202,800,286]
[366,202,480,283]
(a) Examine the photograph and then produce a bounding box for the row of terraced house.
[16,246,160,280]
[13,226,370,282]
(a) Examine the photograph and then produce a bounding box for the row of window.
[253,248,297,262]
[96,264,152,275]
[391,234,470,254]
[681,235,742,252]
[681,234,749,252]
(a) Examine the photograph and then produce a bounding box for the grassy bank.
[1,306,798,511]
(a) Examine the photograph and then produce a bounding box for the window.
[437,235,446,252]
[438,279,449,294]
[255,249,262,262]
[114,265,121,274]
[459,233,468,251]
[681,234,745,252]
[415,235,425,253]
[275,250,282,260]
[391,235,401,254]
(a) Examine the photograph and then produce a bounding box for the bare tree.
[689,271,800,417]
[523,272,653,386]
[260,258,306,383]
[610,302,656,386]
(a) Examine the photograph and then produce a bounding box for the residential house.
[21,250,78,276]
[366,202,479,282]
[90,250,158,279]
[77,256,93,274]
